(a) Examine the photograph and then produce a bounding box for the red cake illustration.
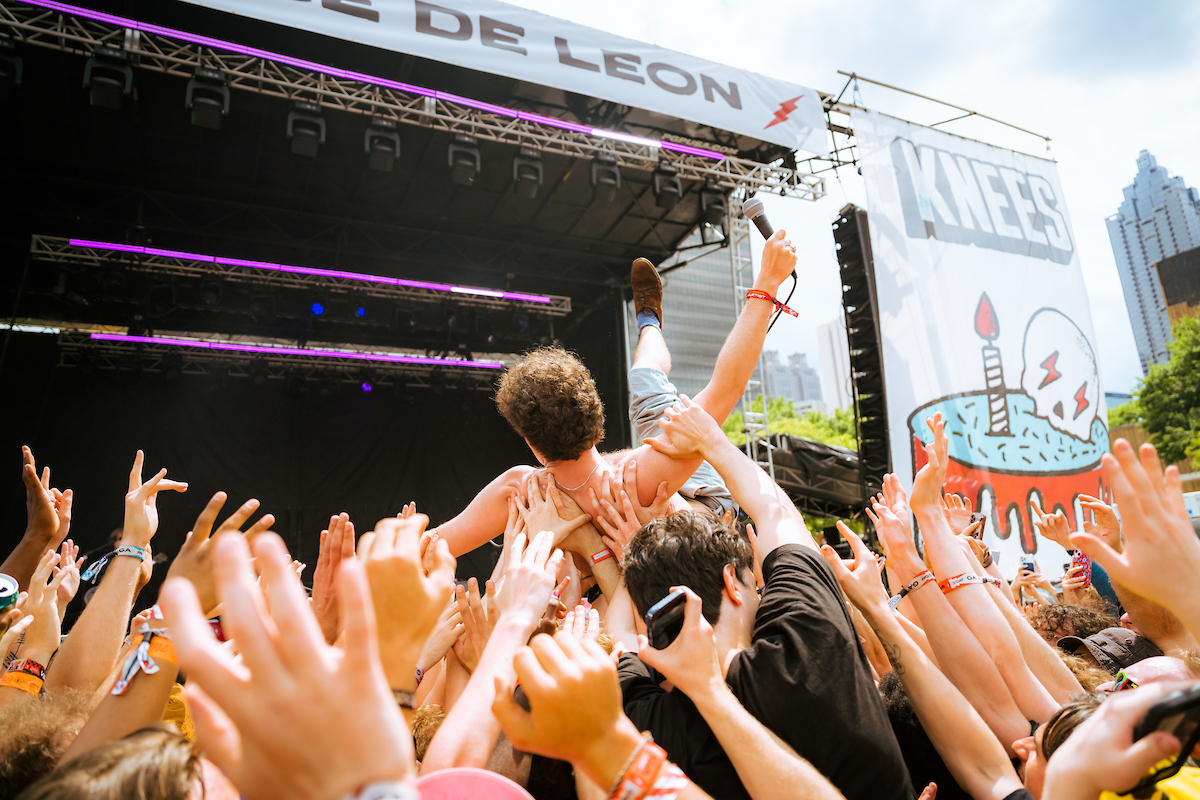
[908,295,1108,553]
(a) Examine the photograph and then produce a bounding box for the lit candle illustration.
[975,293,1011,436]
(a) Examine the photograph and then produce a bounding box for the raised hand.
[818,526,890,614]
[360,514,456,689]
[1031,498,1073,549]
[563,603,601,644]
[514,473,592,550]
[643,394,725,459]
[495,530,565,632]
[54,539,83,615]
[167,492,274,620]
[1060,564,1090,606]
[417,596,463,675]
[910,415,949,514]
[638,586,723,698]
[1069,441,1200,631]
[161,532,415,800]
[21,446,73,547]
[942,493,974,536]
[121,450,188,549]
[400,501,417,519]
[312,512,355,644]
[757,227,798,292]
[866,504,924,582]
[586,464,647,563]
[492,631,643,789]
[1078,494,1122,553]
[452,578,494,674]
[16,548,66,662]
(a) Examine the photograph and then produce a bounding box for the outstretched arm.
[822,531,1025,800]
[434,465,538,558]
[645,396,817,561]
[628,230,798,507]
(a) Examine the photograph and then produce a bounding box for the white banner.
[852,109,1108,577]
[175,0,828,156]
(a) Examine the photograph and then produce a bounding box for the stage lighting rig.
[448,133,480,186]
[364,117,400,172]
[590,153,620,204]
[287,100,325,157]
[185,66,229,129]
[0,38,22,95]
[512,147,543,199]
[700,182,728,227]
[653,161,682,210]
[52,273,91,308]
[200,277,221,306]
[82,45,132,110]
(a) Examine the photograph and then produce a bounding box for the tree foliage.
[722,396,858,451]
[1107,399,1143,428]
[1137,315,1200,467]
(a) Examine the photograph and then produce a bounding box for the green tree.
[722,396,858,450]
[1137,315,1200,467]
[1107,398,1143,428]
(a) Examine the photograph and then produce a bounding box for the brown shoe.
[631,257,663,329]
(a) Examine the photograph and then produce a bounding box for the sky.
[511,0,1200,397]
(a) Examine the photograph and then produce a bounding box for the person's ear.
[723,564,745,606]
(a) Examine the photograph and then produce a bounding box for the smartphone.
[1019,554,1036,574]
[1069,549,1093,588]
[644,590,687,650]
[968,512,987,539]
[1126,683,1200,791]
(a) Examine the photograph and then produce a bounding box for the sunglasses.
[1112,669,1138,692]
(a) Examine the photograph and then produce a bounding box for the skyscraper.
[1106,150,1200,373]
[625,229,735,398]
[817,316,852,411]
[761,349,824,407]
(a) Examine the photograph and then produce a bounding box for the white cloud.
[514,0,1200,394]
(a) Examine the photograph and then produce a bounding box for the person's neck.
[713,617,752,678]
[547,448,606,492]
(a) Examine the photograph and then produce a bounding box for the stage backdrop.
[852,109,1108,577]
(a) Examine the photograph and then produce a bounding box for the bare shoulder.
[601,448,634,467]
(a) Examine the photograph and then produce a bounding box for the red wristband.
[745,289,798,318]
[591,549,614,565]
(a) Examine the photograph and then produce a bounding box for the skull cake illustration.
[908,294,1109,553]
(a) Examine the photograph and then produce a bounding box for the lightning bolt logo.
[1073,383,1090,420]
[1037,351,1061,389]
[765,95,804,129]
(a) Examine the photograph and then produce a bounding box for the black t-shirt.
[1002,790,1035,800]
[619,544,914,800]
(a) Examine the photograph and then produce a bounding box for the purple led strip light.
[21,0,725,161]
[89,332,503,369]
[67,238,552,304]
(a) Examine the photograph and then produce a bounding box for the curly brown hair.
[495,347,606,463]
[1032,603,1118,645]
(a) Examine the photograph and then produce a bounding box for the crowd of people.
[1,229,1198,800]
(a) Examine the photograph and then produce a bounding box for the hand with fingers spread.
[942,493,974,535]
[642,394,725,459]
[120,450,188,550]
[514,472,592,551]
[909,415,950,516]
[866,504,924,584]
[495,530,566,633]
[360,514,457,690]
[1030,498,1073,550]
[563,603,601,644]
[1069,441,1200,635]
[452,578,494,673]
[2,447,74,591]
[160,532,415,800]
[54,539,83,617]
[818,527,890,615]
[1078,493,1123,553]
[168,492,275,619]
[15,548,66,664]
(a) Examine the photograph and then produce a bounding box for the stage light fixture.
[287,100,325,157]
[364,117,400,172]
[52,273,92,308]
[511,308,530,333]
[82,45,132,110]
[448,133,480,187]
[185,66,230,129]
[128,313,147,337]
[652,162,682,210]
[590,153,620,204]
[200,277,221,306]
[700,182,728,227]
[0,38,22,95]
[512,147,543,199]
[310,300,326,316]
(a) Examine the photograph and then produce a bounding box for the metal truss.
[55,327,508,388]
[726,193,774,480]
[0,2,825,202]
[30,235,573,316]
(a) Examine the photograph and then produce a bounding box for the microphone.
[741,197,774,240]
